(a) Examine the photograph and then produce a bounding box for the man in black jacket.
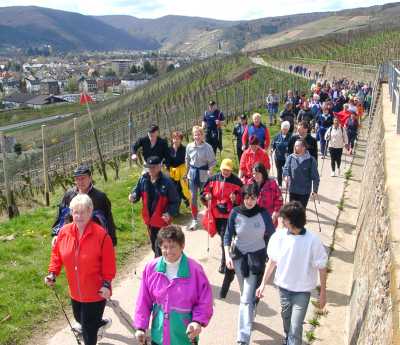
[288,121,318,164]
[51,165,117,246]
[131,124,170,163]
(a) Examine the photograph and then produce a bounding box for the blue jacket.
[283,152,319,195]
[272,132,292,161]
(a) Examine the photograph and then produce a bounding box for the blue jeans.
[234,258,258,344]
[279,288,311,345]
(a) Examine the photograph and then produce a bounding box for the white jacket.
[325,126,348,148]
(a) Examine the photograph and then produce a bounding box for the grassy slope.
[0,108,282,344]
[0,164,148,345]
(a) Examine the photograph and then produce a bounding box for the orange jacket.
[239,147,271,183]
[49,221,116,302]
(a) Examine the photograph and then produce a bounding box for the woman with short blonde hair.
[45,193,116,344]
[185,125,216,230]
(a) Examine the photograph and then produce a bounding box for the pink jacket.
[134,254,213,345]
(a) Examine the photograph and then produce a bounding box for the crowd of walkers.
[43,76,368,345]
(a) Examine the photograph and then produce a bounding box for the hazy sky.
[1,0,398,20]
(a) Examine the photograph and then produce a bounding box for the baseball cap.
[240,114,247,120]
[148,124,159,133]
[144,156,162,167]
[73,165,92,177]
[220,159,233,171]
[208,100,216,106]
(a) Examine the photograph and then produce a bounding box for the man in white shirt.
[256,201,328,345]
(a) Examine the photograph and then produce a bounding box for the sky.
[0,0,399,20]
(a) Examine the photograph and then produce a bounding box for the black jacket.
[288,134,318,164]
[167,145,186,168]
[132,136,169,162]
[52,185,117,246]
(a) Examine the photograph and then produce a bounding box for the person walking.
[252,162,283,227]
[51,164,117,247]
[45,194,116,345]
[241,113,271,151]
[266,89,280,126]
[129,156,180,257]
[239,135,270,184]
[325,117,349,177]
[131,124,170,163]
[283,139,319,208]
[224,184,275,345]
[345,111,359,155]
[201,158,242,273]
[233,114,248,162]
[186,126,216,230]
[271,121,292,187]
[316,106,334,158]
[288,121,318,164]
[256,201,328,345]
[202,100,224,154]
[134,225,213,345]
[280,102,296,133]
[167,131,191,210]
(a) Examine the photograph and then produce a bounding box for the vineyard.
[0,54,310,216]
[260,27,400,66]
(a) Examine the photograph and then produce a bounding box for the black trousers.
[289,193,310,208]
[216,218,228,266]
[172,179,188,208]
[206,130,221,154]
[237,145,243,163]
[329,147,343,171]
[149,226,162,257]
[275,159,286,187]
[71,299,106,345]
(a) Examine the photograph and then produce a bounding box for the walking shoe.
[218,264,226,274]
[71,323,83,339]
[337,168,341,176]
[188,219,198,231]
[331,171,335,177]
[237,342,248,345]
[97,317,112,340]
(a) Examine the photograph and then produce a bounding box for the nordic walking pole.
[52,288,82,345]
[131,203,137,275]
[312,193,322,232]
[207,199,211,255]
[320,139,329,177]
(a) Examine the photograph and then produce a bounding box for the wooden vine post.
[41,125,50,206]
[0,132,19,218]
[128,112,133,169]
[73,118,80,166]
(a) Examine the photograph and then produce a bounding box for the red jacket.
[49,221,116,302]
[240,147,271,183]
[130,172,180,228]
[256,179,283,219]
[202,172,243,219]
[333,110,351,126]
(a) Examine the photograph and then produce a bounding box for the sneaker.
[97,317,112,340]
[218,264,226,274]
[337,168,341,176]
[189,219,198,231]
[331,171,335,177]
[237,342,248,345]
[71,323,82,338]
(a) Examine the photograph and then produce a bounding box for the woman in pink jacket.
[134,225,213,345]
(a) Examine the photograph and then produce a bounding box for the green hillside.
[260,28,400,66]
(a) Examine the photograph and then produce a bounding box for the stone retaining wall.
[347,87,393,345]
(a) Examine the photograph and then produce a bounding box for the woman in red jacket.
[252,162,283,227]
[239,135,270,184]
[45,194,116,345]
